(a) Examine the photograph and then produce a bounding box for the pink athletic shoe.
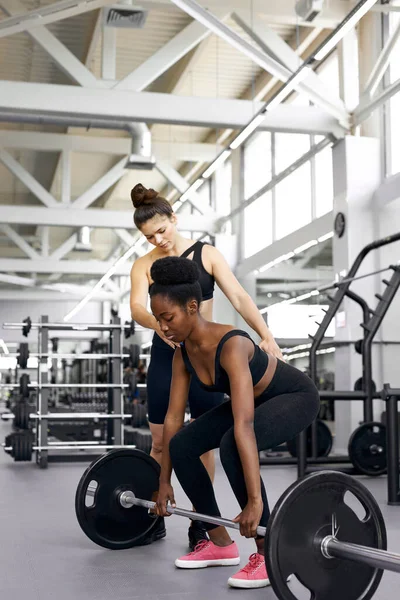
[175,540,240,569]
[227,553,270,588]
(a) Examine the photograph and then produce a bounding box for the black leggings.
[169,360,320,531]
[147,334,224,425]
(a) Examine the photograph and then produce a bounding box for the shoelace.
[191,540,211,555]
[241,553,264,574]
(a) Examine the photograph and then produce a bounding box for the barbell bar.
[6,353,133,360]
[75,450,400,599]
[3,322,145,332]
[118,495,400,574]
[1,412,131,421]
[4,443,136,452]
[0,382,146,389]
[119,491,267,536]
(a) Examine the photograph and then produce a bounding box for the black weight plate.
[266,470,386,600]
[131,403,147,427]
[348,422,387,476]
[287,420,333,458]
[19,373,30,398]
[18,343,29,369]
[12,432,33,462]
[354,378,377,393]
[75,449,161,550]
[135,430,152,454]
[14,402,30,430]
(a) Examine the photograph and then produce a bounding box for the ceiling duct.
[125,123,156,170]
[295,0,325,22]
[75,227,92,252]
[103,2,147,29]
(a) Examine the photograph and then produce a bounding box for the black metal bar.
[297,429,307,478]
[323,537,400,573]
[319,390,381,400]
[386,393,400,505]
[111,314,122,446]
[37,316,49,470]
[260,455,352,465]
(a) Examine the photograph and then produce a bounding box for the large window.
[275,163,312,239]
[387,10,400,176]
[244,132,272,199]
[214,158,232,215]
[243,191,273,258]
[275,133,310,173]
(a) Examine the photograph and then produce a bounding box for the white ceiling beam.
[50,233,78,260]
[1,2,106,89]
[257,266,332,282]
[0,0,114,38]
[139,0,354,29]
[0,290,112,301]
[101,19,117,81]
[0,224,40,259]
[114,17,224,91]
[115,229,137,247]
[168,0,349,124]
[72,157,128,209]
[0,272,36,287]
[41,226,50,257]
[155,162,214,215]
[236,213,333,278]
[0,131,222,162]
[0,205,219,233]
[0,258,132,275]
[0,82,346,135]
[233,10,346,115]
[0,148,58,208]
[103,279,120,294]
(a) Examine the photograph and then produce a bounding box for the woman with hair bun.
[150,256,319,589]
[129,183,283,550]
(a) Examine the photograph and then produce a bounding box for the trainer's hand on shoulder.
[259,336,283,360]
[155,324,180,349]
[156,482,176,517]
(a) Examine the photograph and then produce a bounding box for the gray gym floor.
[0,421,398,600]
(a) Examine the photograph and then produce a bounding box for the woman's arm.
[130,258,176,348]
[220,337,263,537]
[205,246,282,359]
[159,348,191,485]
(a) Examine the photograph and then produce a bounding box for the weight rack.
[2,315,141,467]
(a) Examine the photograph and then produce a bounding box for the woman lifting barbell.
[129,183,283,550]
[150,257,320,589]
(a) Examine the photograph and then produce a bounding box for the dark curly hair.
[150,257,202,308]
[131,183,174,229]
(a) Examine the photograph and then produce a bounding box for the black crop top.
[180,330,269,395]
[180,241,215,301]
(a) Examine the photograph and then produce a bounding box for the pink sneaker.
[228,553,269,588]
[175,540,240,569]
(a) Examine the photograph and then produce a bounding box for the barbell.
[75,449,400,600]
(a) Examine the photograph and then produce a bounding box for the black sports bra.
[180,241,215,301]
[180,330,269,395]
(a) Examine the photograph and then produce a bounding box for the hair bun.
[151,257,200,286]
[131,183,159,208]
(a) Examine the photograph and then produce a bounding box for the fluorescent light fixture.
[230,113,266,150]
[260,288,320,314]
[317,231,334,243]
[63,242,139,322]
[180,179,203,202]
[258,251,295,273]
[293,239,318,254]
[0,339,9,355]
[202,150,231,179]
[314,0,378,61]
[266,66,313,111]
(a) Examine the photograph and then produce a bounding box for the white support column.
[72,157,127,209]
[230,147,245,261]
[358,11,383,138]
[61,151,71,204]
[332,136,382,453]
[102,22,117,81]
[0,224,40,259]
[338,28,359,110]
[0,149,58,207]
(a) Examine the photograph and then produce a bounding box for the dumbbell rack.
[2,315,141,468]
